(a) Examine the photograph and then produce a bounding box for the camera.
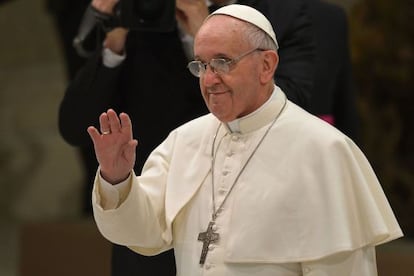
[74,0,176,57]
[95,0,176,32]
[118,0,176,32]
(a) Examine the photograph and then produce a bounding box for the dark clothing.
[46,0,90,79]
[307,0,359,141]
[58,0,315,275]
[240,0,315,107]
[0,0,13,5]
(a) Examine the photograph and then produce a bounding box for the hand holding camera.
[176,0,209,37]
[91,0,119,15]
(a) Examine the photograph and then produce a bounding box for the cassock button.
[218,187,227,194]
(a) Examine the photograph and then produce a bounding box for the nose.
[201,65,221,87]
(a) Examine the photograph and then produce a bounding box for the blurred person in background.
[46,0,90,79]
[307,0,360,141]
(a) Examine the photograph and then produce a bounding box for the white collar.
[225,86,285,134]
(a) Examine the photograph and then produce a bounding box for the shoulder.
[276,101,366,170]
[282,100,352,145]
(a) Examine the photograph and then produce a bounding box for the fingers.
[99,109,120,134]
[175,0,209,37]
[119,112,133,136]
[98,109,133,136]
[91,0,118,14]
[87,126,101,144]
[99,113,111,134]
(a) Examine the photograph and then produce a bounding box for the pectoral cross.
[198,221,220,265]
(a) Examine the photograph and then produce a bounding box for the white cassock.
[93,86,403,275]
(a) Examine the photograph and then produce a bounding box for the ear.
[259,51,278,84]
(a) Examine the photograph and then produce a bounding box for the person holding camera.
[58,0,315,275]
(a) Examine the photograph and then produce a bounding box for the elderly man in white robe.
[87,4,403,275]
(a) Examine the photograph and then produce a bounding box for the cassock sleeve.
[93,169,132,210]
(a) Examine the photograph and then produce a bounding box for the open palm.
[87,109,138,184]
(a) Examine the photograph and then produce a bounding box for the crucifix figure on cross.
[198,221,220,265]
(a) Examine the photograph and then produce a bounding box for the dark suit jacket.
[58,0,315,275]
[239,0,315,106]
[307,0,359,141]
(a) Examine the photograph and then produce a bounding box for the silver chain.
[210,99,287,222]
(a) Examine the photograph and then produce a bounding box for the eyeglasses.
[187,48,264,78]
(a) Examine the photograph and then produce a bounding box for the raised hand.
[91,0,119,15]
[104,27,129,54]
[87,109,138,184]
[176,0,209,37]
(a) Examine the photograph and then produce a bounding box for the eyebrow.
[193,52,231,61]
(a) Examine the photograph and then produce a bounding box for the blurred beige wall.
[0,0,83,222]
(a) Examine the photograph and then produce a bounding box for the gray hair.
[242,22,278,51]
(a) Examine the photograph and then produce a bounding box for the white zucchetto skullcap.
[208,4,278,49]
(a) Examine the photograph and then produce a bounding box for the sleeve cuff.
[98,171,132,209]
[102,47,126,68]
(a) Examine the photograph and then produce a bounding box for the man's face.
[194,16,264,122]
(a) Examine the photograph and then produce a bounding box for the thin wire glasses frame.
[187,48,265,78]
